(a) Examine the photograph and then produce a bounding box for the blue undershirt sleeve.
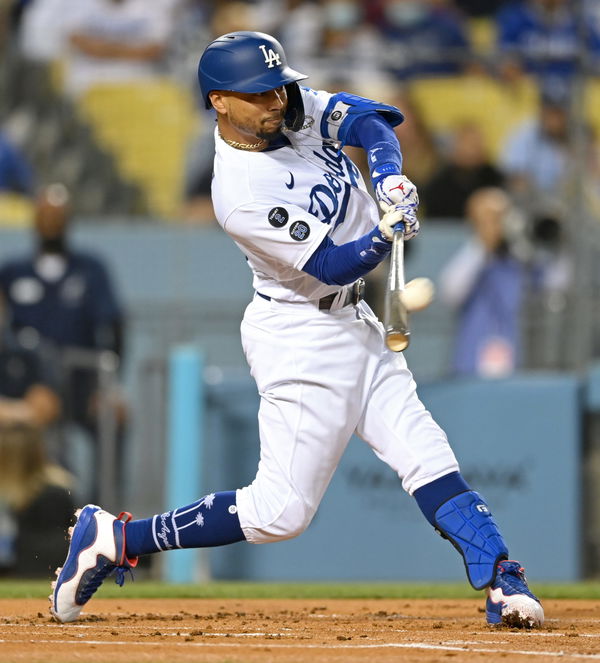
[302,113,406,286]
[345,113,403,188]
[303,227,391,286]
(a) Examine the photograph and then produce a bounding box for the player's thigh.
[238,300,370,539]
[356,352,459,495]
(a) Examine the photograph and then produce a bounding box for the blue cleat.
[486,560,544,628]
[50,505,138,623]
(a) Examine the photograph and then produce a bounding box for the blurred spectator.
[181,122,217,224]
[496,0,600,94]
[273,0,324,77]
[164,0,213,90]
[0,423,74,577]
[313,0,383,90]
[179,1,260,223]
[0,0,12,52]
[61,0,179,97]
[498,86,570,202]
[522,203,573,369]
[0,183,125,430]
[0,328,61,429]
[18,0,72,62]
[422,122,505,218]
[372,0,473,81]
[0,130,35,196]
[393,93,442,190]
[527,204,572,295]
[455,0,508,17]
[438,187,526,377]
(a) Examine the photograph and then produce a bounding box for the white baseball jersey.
[211,87,380,301]
[211,86,459,545]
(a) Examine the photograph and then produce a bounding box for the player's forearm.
[303,229,391,286]
[345,114,403,189]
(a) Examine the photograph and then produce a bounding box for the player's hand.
[378,203,420,242]
[375,174,419,210]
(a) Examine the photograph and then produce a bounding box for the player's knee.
[240,488,315,543]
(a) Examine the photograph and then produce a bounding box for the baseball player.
[51,32,543,628]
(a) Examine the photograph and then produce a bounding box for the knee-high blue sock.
[125,491,245,557]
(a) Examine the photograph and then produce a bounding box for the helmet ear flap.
[284,82,305,132]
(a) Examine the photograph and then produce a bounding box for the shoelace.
[79,559,119,603]
[113,566,134,588]
[497,562,538,599]
[78,560,134,602]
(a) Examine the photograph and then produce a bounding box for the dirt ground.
[1,597,600,662]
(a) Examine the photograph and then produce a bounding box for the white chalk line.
[2,638,600,659]
[3,622,599,638]
[2,622,600,641]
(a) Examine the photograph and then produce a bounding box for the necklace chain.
[218,131,265,151]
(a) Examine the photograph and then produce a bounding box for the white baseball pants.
[236,294,459,544]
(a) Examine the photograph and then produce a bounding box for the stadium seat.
[585,79,600,139]
[408,75,538,159]
[0,193,34,227]
[77,80,197,219]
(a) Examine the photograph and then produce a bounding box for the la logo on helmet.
[259,44,281,68]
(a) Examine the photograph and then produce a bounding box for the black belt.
[257,278,365,311]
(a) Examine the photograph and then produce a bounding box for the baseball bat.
[384,227,410,352]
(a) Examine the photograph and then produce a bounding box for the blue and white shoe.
[50,505,138,623]
[486,560,544,628]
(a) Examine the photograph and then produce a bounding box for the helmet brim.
[206,67,308,106]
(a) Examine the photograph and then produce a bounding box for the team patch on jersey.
[289,220,310,241]
[268,207,289,228]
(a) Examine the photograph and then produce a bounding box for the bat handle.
[390,228,405,291]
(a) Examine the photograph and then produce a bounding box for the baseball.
[400,277,435,312]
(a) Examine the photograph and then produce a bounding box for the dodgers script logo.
[308,145,360,227]
[259,44,281,68]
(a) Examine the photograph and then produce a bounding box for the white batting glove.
[378,203,420,241]
[375,174,419,209]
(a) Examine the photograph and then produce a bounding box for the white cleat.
[49,505,137,623]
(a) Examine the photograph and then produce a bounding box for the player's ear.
[210,92,227,115]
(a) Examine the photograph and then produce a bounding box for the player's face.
[212,86,288,143]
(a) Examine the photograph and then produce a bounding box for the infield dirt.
[1,597,600,662]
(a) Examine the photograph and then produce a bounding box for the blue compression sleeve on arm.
[303,228,391,286]
[345,113,403,187]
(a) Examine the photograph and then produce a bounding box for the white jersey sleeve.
[223,201,330,272]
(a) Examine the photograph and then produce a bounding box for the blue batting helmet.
[198,31,308,109]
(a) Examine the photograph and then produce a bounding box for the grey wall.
[202,374,580,583]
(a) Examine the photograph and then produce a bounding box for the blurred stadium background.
[1,0,600,587]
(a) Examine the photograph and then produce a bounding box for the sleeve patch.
[268,207,289,228]
[289,221,311,241]
[326,100,352,140]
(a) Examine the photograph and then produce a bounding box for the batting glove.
[378,203,420,242]
[375,174,419,209]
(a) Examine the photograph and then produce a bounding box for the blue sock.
[413,472,470,526]
[125,491,245,557]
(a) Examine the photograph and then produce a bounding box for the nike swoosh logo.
[285,172,295,189]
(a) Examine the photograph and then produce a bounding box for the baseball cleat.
[49,505,138,623]
[486,560,544,628]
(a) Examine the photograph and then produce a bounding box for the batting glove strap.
[434,490,509,591]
